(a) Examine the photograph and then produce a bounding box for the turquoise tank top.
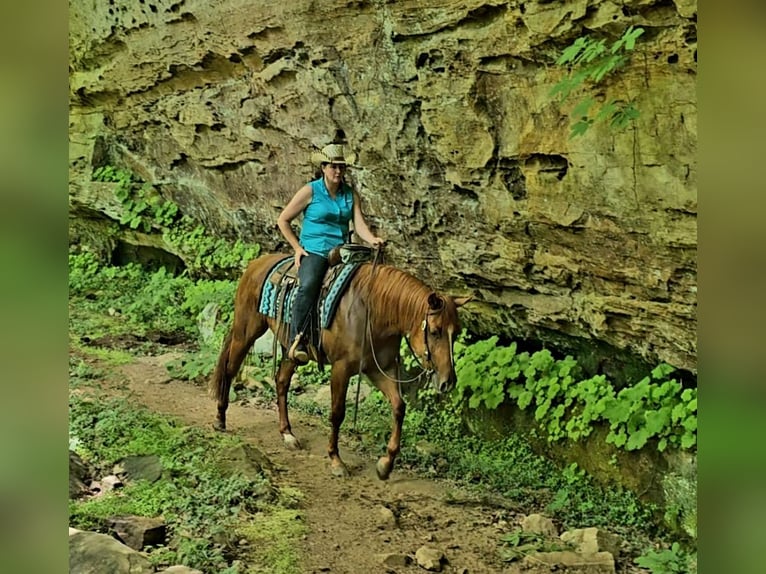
[299,178,354,257]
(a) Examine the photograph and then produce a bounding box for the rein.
[352,246,383,430]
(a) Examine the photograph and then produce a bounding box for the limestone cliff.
[69,0,697,376]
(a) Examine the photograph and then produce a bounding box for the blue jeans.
[290,253,329,343]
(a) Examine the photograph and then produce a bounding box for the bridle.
[351,252,456,429]
[367,309,439,386]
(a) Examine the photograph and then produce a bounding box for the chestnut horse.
[210,253,469,479]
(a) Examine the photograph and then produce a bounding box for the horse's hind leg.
[369,374,406,481]
[211,313,268,431]
[275,354,299,449]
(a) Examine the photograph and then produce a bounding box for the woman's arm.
[277,184,313,266]
[352,190,384,246]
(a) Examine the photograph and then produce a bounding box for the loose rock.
[561,527,622,557]
[521,513,558,537]
[415,546,444,571]
[156,566,204,574]
[376,553,411,568]
[107,515,166,550]
[116,454,163,483]
[377,505,398,529]
[522,550,615,574]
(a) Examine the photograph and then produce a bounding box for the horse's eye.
[430,328,442,339]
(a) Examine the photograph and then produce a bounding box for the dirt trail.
[108,354,521,574]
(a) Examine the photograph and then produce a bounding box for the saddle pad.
[258,257,293,319]
[319,262,363,329]
[257,256,363,332]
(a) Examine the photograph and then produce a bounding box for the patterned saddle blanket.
[257,256,365,337]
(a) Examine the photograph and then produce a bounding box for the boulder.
[107,515,167,550]
[69,450,91,499]
[69,530,154,574]
[115,454,163,483]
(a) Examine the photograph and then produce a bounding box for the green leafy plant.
[93,166,180,232]
[602,364,697,451]
[635,542,695,574]
[550,25,645,138]
[499,529,545,562]
[166,346,221,382]
[451,335,696,454]
[163,215,260,278]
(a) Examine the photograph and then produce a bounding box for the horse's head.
[414,292,471,394]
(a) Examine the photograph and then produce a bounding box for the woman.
[277,143,384,363]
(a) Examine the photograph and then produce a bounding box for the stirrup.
[288,334,309,364]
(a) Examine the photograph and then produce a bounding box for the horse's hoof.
[213,421,226,432]
[331,462,349,478]
[282,434,301,450]
[376,458,392,481]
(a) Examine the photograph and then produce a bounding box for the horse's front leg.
[275,355,300,449]
[371,375,406,481]
[327,360,353,477]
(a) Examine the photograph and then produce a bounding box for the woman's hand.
[294,246,309,268]
[370,236,385,248]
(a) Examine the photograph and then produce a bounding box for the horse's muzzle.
[434,370,456,394]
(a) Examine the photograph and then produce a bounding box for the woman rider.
[277,143,384,363]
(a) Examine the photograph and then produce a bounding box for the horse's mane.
[352,264,432,332]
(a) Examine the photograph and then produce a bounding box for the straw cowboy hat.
[310,143,357,166]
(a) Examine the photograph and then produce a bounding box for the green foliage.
[180,279,237,325]
[166,279,239,381]
[603,367,697,452]
[68,250,103,293]
[68,394,289,572]
[635,542,696,574]
[69,249,243,342]
[499,528,569,562]
[92,165,133,193]
[69,250,246,381]
[166,346,222,382]
[499,529,543,562]
[93,166,180,232]
[91,165,260,278]
[163,215,260,278]
[550,26,645,138]
[69,254,197,338]
[69,356,103,384]
[452,335,696,453]
[296,361,331,386]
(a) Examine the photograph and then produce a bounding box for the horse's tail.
[209,328,234,401]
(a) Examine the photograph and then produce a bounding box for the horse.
[210,252,470,479]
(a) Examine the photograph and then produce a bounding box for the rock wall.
[68,0,697,375]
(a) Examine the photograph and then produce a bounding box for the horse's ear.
[452,295,472,308]
[427,292,444,310]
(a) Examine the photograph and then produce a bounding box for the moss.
[661,453,697,540]
[236,509,307,574]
